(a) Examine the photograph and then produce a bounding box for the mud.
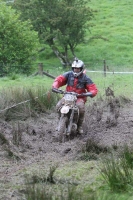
[0,96,133,199]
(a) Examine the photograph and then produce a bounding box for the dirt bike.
[52,88,92,142]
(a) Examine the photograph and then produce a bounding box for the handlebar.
[52,88,92,97]
[52,88,64,94]
[52,88,77,95]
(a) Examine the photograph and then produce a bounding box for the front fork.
[58,108,79,136]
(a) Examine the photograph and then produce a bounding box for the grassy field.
[77,0,133,70]
[0,75,53,89]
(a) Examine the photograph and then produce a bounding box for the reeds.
[0,86,59,120]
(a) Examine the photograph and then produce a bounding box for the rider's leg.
[56,98,65,118]
[76,99,85,134]
[55,98,65,131]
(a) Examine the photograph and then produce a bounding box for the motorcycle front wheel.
[58,115,68,143]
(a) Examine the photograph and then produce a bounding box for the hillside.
[76,0,133,70]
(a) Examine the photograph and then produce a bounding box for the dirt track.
[0,96,133,199]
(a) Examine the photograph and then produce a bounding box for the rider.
[52,58,98,134]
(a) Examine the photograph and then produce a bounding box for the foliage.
[0,0,39,75]
[13,0,93,66]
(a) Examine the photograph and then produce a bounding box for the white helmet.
[72,58,84,77]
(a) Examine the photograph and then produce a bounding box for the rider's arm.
[86,83,98,97]
[52,75,67,89]
[84,75,98,97]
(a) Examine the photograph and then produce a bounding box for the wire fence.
[86,68,133,101]
[0,91,49,113]
[87,70,133,74]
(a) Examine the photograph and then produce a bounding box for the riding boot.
[55,98,64,131]
[77,113,85,134]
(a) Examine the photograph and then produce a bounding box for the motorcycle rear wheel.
[58,115,67,143]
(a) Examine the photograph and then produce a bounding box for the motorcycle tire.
[58,115,67,143]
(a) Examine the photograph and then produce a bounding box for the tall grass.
[22,145,133,200]
[0,86,59,120]
[100,146,133,192]
[24,168,133,200]
[121,145,133,170]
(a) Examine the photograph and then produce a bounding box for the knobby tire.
[58,116,67,142]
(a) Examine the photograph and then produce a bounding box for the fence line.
[87,70,133,74]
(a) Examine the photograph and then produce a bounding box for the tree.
[0,0,39,75]
[13,0,93,66]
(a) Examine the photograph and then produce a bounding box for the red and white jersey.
[52,71,98,102]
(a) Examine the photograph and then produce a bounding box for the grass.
[86,72,133,99]
[120,145,133,170]
[0,75,53,89]
[23,154,133,200]
[76,0,133,69]
[100,146,133,193]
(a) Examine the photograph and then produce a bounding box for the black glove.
[52,88,64,94]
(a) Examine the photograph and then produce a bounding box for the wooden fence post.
[38,63,44,76]
[103,60,106,77]
[32,63,55,79]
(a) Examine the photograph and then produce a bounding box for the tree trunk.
[51,46,71,67]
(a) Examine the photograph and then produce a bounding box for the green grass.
[99,146,133,193]
[0,75,53,89]
[42,0,133,70]
[23,157,133,200]
[85,71,133,100]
